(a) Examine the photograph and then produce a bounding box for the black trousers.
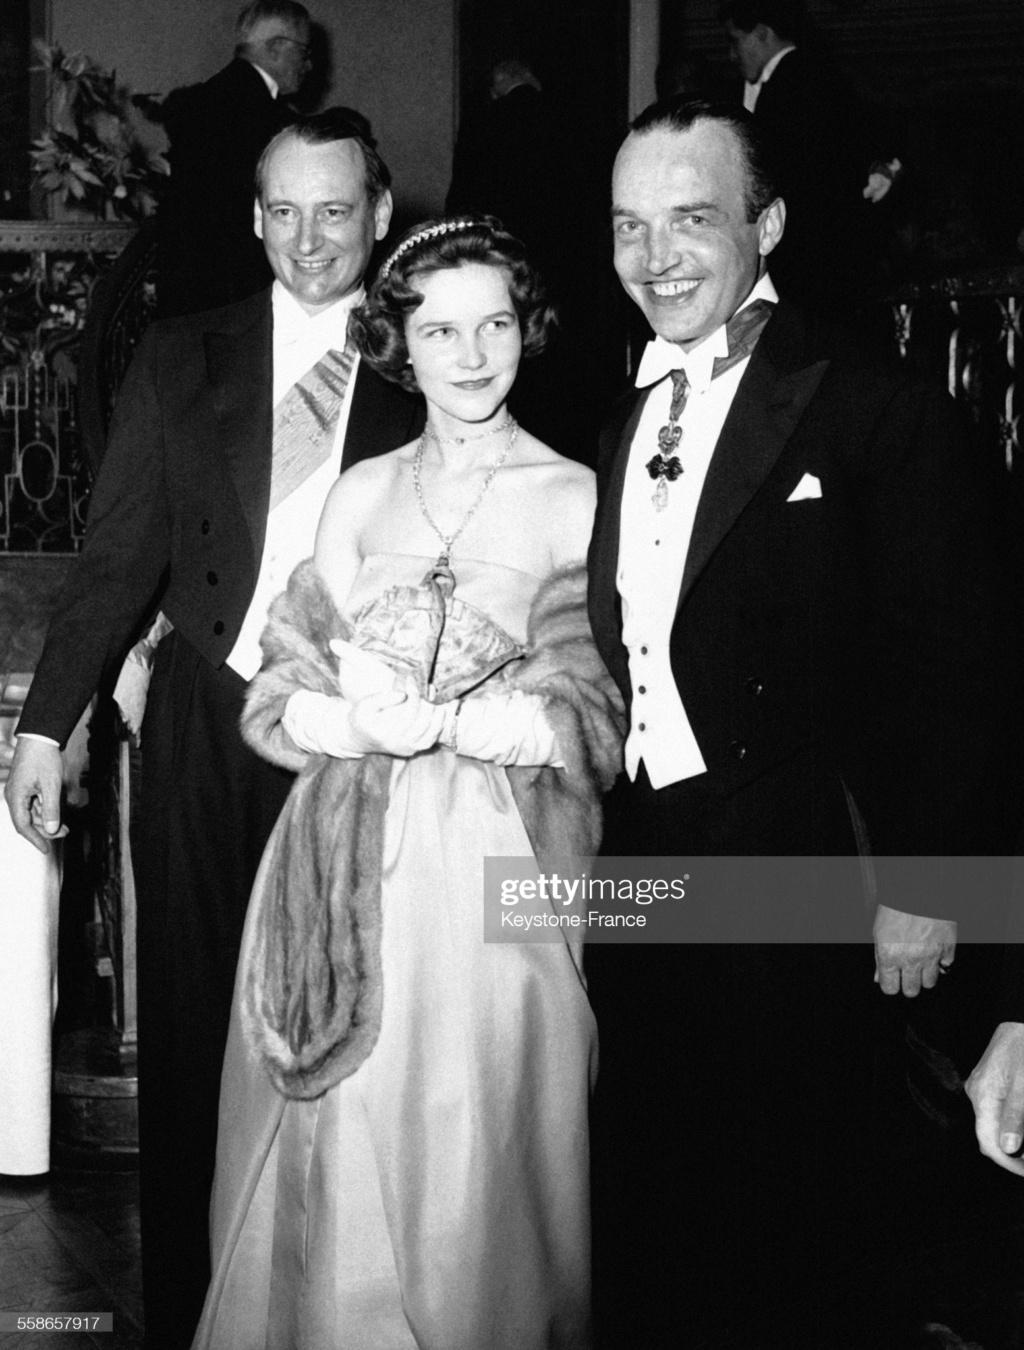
[134,634,294,1350]
[588,767,999,1349]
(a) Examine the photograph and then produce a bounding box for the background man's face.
[725,22,773,84]
[252,18,312,98]
[611,120,782,350]
[254,136,393,314]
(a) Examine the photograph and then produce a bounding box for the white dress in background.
[0,806,60,1175]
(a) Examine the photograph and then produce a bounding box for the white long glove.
[446,690,564,768]
[324,638,562,766]
[282,687,445,759]
[329,639,400,702]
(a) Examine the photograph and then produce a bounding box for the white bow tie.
[634,330,727,393]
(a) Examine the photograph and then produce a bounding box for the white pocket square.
[787,473,822,502]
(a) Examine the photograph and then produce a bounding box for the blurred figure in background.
[447,59,561,280]
[157,0,311,318]
[655,50,732,104]
[447,57,600,456]
[719,0,901,317]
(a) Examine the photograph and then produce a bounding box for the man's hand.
[965,1022,1024,1176]
[862,158,903,203]
[873,903,957,996]
[863,171,893,203]
[3,738,66,853]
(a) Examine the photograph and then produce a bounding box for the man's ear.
[374,190,393,242]
[758,197,785,257]
[253,197,264,240]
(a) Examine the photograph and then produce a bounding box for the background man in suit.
[585,96,1008,1347]
[719,0,900,316]
[158,0,312,318]
[5,109,423,1349]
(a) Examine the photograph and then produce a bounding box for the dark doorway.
[451,0,633,459]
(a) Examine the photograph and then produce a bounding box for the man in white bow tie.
[585,95,1012,1347]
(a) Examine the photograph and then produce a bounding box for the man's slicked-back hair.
[254,107,392,206]
[236,0,310,46]
[628,95,780,222]
[716,0,805,40]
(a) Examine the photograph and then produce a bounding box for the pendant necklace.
[412,418,519,575]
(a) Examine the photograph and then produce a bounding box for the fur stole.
[239,558,624,1100]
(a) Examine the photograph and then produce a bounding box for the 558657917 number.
[0,1313,113,1332]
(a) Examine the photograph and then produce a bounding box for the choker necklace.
[412,419,519,571]
[423,413,515,448]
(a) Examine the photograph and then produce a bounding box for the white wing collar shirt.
[226,280,364,679]
[617,274,778,789]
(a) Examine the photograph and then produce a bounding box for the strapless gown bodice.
[345,552,541,641]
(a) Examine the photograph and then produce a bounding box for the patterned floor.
[1,1156,1022,1350]
[0,1168,142,1350]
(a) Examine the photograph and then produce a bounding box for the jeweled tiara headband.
[378,219,478,279]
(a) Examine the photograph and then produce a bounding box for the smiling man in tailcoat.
[5,110,423,1348]
[585,96,1010,1347]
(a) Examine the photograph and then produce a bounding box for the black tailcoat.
[587,300,1008,900]
[585,300,1013,1346]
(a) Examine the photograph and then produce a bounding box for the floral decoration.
[30,42,168,222]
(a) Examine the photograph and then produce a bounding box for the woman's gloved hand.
[329,638,401,702]
[282,687,444,759]
[442,690,564,768]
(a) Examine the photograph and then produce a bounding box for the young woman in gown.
[190,217,623,1350]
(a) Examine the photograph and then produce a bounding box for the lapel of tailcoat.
[203,290,274,578]
[676,301,829,613]
[588,390,648,698]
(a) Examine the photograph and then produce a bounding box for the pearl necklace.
[412,419,519,570]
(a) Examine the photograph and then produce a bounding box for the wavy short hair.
[350,216,556,393]
[255,107,391,207]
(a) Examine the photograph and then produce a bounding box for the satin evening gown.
[191,554,597,1350]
